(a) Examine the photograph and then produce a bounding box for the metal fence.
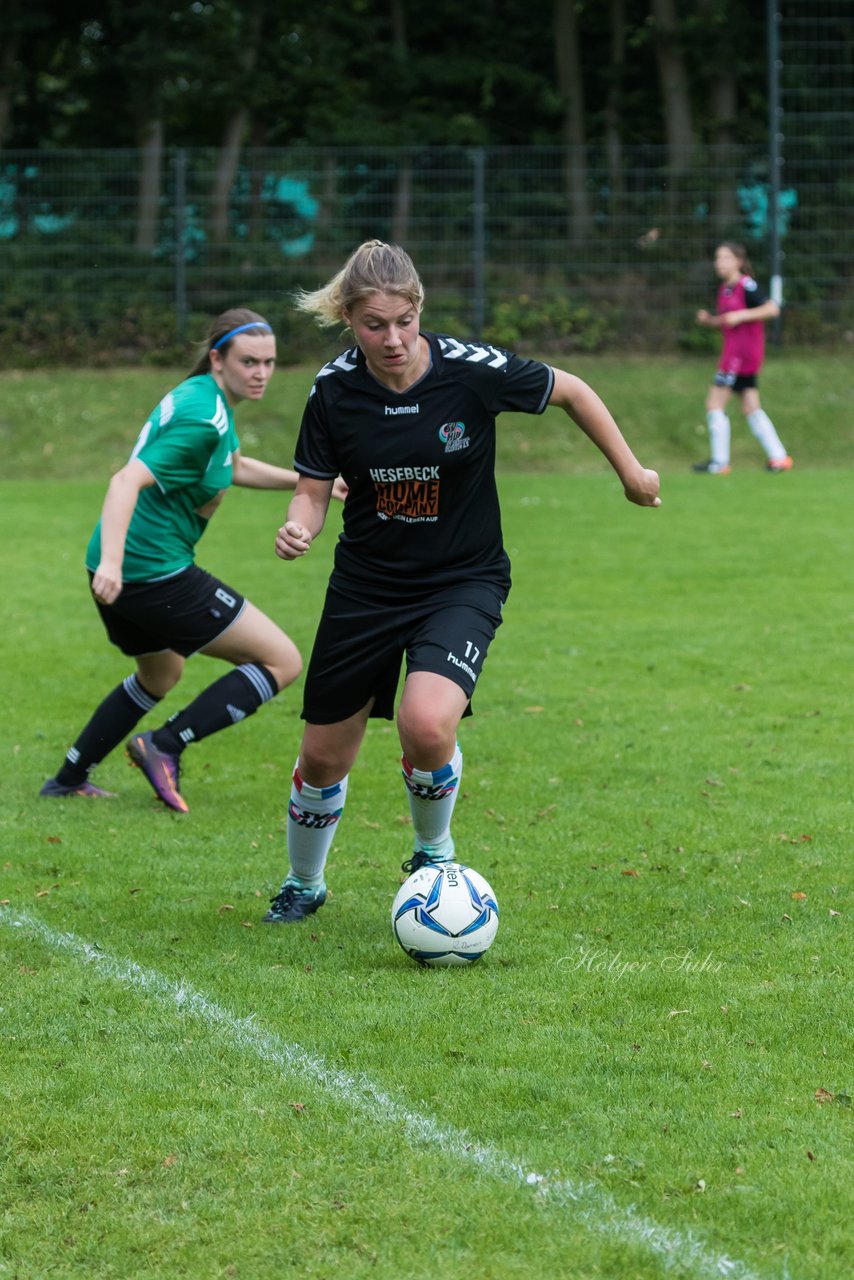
[1,138,851,363]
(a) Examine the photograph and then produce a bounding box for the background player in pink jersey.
[693,242,792,475]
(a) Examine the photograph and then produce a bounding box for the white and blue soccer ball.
[392,862,499,967]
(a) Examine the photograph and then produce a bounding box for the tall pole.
[767,0,783,345]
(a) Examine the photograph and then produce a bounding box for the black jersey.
[294,331,554,599]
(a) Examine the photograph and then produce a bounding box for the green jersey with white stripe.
[86,373,239,581]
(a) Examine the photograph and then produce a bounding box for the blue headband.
[212,321,273,349]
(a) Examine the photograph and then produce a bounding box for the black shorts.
[90,565,246,658]
[714,370,758,392]
[302,579,508,724]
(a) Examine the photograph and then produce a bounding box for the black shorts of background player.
[40,308,345,813]
[261,238,661,924]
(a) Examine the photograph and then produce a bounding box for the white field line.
[4,908,763,1280]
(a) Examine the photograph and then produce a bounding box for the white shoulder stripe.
[208,395,230,436]
[439,337,507,368]
[316,347,359,380]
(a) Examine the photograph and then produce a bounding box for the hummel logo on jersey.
[385,403,420,415]
[439,337,508,369]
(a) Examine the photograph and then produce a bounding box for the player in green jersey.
[40,308,345,813]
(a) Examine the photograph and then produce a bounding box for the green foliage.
[488,292,620,353]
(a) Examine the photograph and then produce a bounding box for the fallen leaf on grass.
[667,1009,690,1019]
[730,1109,743,1119]
[814,1088,834,1104]
[807,1151,816,1161]
[128,887,141,895]
[829,909,840,917]
[791,891,808,900]
[217,904,235,913]
[621,869,639,877]
[534,804,557,821]
[46,836,62,845]
[162,1154,178,1168]
[782,913,792,923]
[289,1101,306,1113]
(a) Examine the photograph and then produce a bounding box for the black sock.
[55,674,161,786]
[152,663,279,754]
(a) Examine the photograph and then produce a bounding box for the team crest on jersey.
[439,421,470,453]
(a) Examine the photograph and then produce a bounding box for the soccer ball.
[391,862,499,967]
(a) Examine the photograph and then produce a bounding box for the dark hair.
[189,308,273,376]
[717,242,754,277]
[293,239,424,328]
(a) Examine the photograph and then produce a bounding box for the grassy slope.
[0,349,851,482]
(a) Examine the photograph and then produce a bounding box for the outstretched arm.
[234,453,347,501]
[232,454,299,490]
[548,369,661,507]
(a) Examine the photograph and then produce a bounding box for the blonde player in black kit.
[263,240,661,923]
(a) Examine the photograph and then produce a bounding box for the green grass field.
[1,354,852,1279]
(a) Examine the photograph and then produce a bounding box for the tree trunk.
[604,0,626,208]
[650,0,694,166]
[0,31,19,149]
[710,76,738,231]
[211,108,249,245]
[135,116,163,253]
[553,0,591,241]
[210,4,264,245]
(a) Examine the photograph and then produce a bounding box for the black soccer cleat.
[262,881,327,924]
[39,777,117,798]
[401,837,456,876]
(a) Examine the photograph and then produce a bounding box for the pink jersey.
[717,274,768,376]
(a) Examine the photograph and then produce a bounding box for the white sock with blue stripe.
[286,763,348,888]
[401,743,463,859]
